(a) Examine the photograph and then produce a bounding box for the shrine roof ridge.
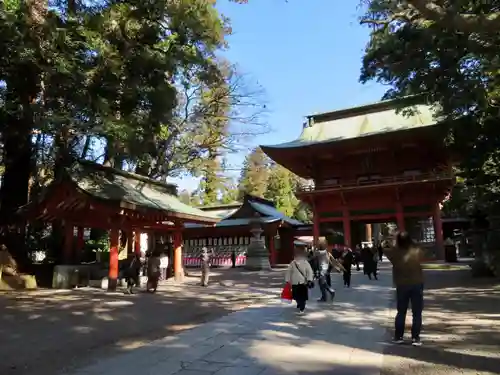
[260,97,440,151]
[183,194,303,229]
[76,160,178,194]
[200,202,242,210]
[185,216,281,229]
[244,194,275,207]
[306,96,425,123]
[69,161,220,223]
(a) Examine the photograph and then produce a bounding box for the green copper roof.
[184,194,303,229]
[199,203,241,219]
[261,100,439,150]
[70,161,219,223]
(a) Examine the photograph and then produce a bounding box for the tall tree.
[359,0,500,208]
[359,0,500,272]
[238,147,270,198]
[0,0,238,265]
[264,163,298,217]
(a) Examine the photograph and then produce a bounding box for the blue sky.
[173,0,388,191]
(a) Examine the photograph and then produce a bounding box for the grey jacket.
[285,258,314,285]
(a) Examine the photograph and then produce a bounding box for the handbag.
[293,261,314,289]
[281,282,293,301]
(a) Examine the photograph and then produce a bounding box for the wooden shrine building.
[183,194,303,266]
[18,161,218,289]
[261,98,455,259]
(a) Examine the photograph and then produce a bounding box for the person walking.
[362,245,378,280]
[384,231,425,346]
[200,247,214,286]
[285,247,315,313]
[315,239,345,302]
[231,249,236,268]
[354,244,361,271]
[378,242,384,262]
[146,250,161,293]
[125,253,142,294]
[341,248,354,287]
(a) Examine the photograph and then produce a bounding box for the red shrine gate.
[262,98,455,259]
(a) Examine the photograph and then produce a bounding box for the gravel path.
[381,269,500,375]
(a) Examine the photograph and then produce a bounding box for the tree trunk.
[80,135,92,159]
[0,124,33,269]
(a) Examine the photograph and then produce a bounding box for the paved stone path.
[65,270,393,375]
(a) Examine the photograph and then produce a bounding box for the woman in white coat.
[285,247,315,313]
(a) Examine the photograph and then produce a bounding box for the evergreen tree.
[238,147,270,198]
[199,157,220,206]
[264,163,298,217]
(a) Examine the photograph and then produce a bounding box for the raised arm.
[328,253,346,273]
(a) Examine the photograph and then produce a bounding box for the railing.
[297,171,454,193]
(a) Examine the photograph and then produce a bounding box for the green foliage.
[264,163,299,217]
[293,202,312,223]
[359,0,500,214]
[0,0,265,265]
[219,182,239,204]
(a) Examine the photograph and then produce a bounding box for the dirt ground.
[0,268,286,375]
[381,269,500,375]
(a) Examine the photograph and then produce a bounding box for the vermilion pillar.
[63,221,74,264]
[108,228,120,291]
[365,224,372,242]
[134,231,141,255]
[173,229,184,282]
[433,204,444,260]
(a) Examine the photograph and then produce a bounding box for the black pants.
[343,270,351,287]
[292,284,308,311]
[126,274,139,290]
[395,284,424,340]
[326,273,332,287]
[367,270,378,280]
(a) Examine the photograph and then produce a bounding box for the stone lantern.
[244,213,271,270]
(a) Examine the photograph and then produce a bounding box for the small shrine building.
[183,194,303,266]
[19,161,218,289]
[261,98,455,259]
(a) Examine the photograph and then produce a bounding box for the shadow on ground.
[381,269,500,375]
[0,270,282,375]
[1,266,499,375]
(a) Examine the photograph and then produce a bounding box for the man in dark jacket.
[341,249,354,287]
[384,231,424,346]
